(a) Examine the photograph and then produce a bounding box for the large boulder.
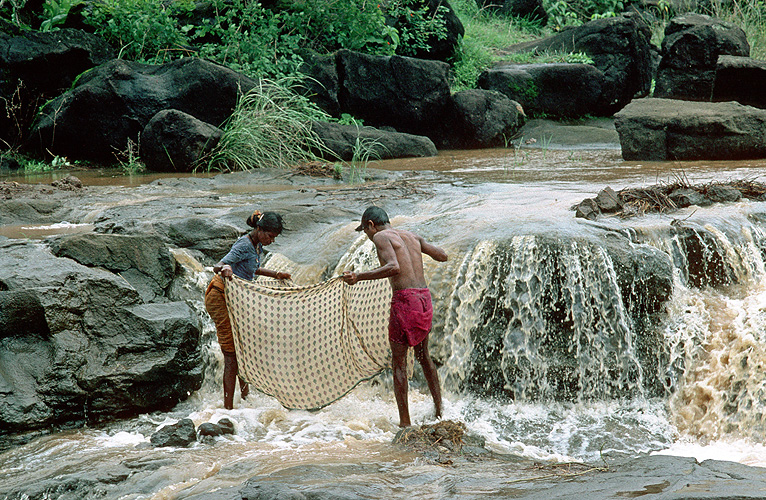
[654,13,749,101]
[438,89,524,149]
[0,239,203,436]
[713,55,766,109]
[614,98,766,161]
[337,49,452,140]
[49,233,177,302]
[504,13,654,115]
[0,28,114,148]
[30,58,257,164]
[140,109,223,173]
[311,121,437,161]
[478,63,606,118]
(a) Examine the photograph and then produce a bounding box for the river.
[2,146,766,498]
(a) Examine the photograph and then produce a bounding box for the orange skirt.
[205,274,235,354]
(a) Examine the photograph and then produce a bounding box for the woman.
[204,210,291,409]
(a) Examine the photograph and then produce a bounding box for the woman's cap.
[355,206,389,231]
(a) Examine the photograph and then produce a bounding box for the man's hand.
[342,271,358,285]
[276,272,291,280]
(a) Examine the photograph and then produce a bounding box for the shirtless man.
[342,206,448,427]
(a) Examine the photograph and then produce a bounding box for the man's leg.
[414,337,442,419]
[239,377,249,400]
[223,353,238,410]
[390,340,411,427]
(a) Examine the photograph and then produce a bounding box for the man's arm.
[419,235,448,262]
[342,233,400,285]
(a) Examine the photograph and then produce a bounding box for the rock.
[575,198,600,220]
[217,418,236,435]
[477,0,548,24]
[438,89,524,149]
[297,51,340,117]
[198,422,223,437]
[0,240,203,437]
[48,233,177,290]
[337,49,451,140]
[141,109,223,173]
[31,58,257,164]
[0,28,114,147]
[478,63,607,118]
[713,55,766,109]
[310,121,437,161]
[706,184,742,203]
[385,0,464,62]
[150,418,197,447]
[595,186,623,213]
[505,14,654,114]
[614,98,766,161]
[669,188,710,208]
[654,13,749,101]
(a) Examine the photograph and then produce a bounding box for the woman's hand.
[219,264,233,280]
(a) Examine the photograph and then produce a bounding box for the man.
[342,206,448,427]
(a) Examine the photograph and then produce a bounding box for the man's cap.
[355,206,390,231]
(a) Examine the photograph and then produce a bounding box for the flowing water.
[3,148,766,498]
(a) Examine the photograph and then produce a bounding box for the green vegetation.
[4,0,766,175]
[205,78,330,172]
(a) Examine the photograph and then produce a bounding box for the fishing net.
[225,275,393,410]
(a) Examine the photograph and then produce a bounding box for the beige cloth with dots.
[225,275,393,410]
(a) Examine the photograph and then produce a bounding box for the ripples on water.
[3,148,766,498]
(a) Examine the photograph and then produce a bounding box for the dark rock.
[297,51,340,117]
[655,13,749,101]
[337,50,451,140]
[49,233,176,289]
[141,109,223,173]
[150,418,197,448]
[713,55,766,109]
[669,188,710,208]
[386,0,464,62]
[31,58,257,164]
[0,240,203,436]
[217,418,236,435]
[505,14,654,114]
[50,175,83,190]
[575,198,600,220]
[595,186,623,213]
[615,98,766,161]
[438,89,524,149]
[479,63,606,118]
[311,121,437,161]
[706,184,742,203]
[198,422,223,437]
[477,0,547,24]
[0,28,114,147]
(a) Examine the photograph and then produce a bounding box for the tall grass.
[206,78,331,171]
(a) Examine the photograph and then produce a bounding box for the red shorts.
[388,288,433,347]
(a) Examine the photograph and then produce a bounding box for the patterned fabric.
[225,275,393,410]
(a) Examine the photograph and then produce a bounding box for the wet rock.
[150,418,197,448]
[198,422,223,437]
[50,175,83,190]
[615,98,766,161]
[594,186,623,213]
[575,198,600,220]
[0,240,203,439]
[706,184,742,203]
[714,55,766,109]
[310,121,437,162]
[217,418,236,435]
[669,187,710,207]
[438,89,524,149]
